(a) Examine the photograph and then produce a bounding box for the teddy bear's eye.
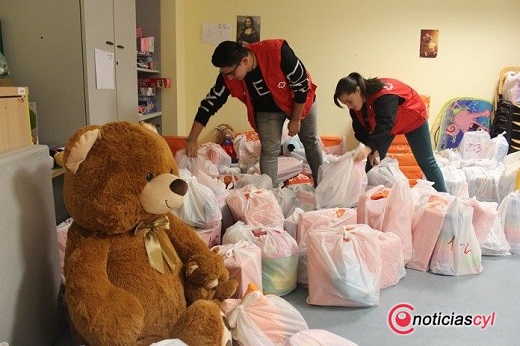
[146,173,154,181]
[170,169,174,174]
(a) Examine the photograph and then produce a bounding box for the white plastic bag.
[498,190,520,254]
[175,149,220,177]
[171,176,221,228]
[271,184,297,218]
[458,130,490,160]
[498,151,520,202]
[429,198,483,275]
[315,148,367,208]
[366,156,408,188]
[467,198,510,256]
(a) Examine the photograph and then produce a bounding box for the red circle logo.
[388,303,415,335]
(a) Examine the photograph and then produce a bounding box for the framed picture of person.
[419,29,439,58]
[236,15,261,46]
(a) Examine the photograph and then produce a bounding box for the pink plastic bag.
[297,207,357,247]
[285,329,358,346]
[194,221,222,248]
[307,225,381,307]
[251,228,299,296]
[221,288,308,346]
[357,181,414,263]
[407,193,453,271]
[226,185,285,228]
[214,240,263,298]
[377,231,406,289]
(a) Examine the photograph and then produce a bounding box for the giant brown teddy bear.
[57,121,237,346]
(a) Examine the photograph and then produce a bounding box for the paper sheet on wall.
[95,48,115,89]
[202,23,231,45]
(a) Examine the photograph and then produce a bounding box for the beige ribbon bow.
[134,216,177,274]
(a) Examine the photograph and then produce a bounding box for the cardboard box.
[0,87,32,154]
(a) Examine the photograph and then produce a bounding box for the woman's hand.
[368,150,380,166]
[354,145,372,161]
[354,146,380,166]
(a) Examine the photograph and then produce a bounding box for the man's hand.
[287,119,301,136]
[185,139,198,157]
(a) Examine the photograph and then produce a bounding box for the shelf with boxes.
[136,17,171,132]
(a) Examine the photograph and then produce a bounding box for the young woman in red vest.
[185,40,323,187]
[333,72,447,192]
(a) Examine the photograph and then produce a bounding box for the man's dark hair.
[211,41,248,68]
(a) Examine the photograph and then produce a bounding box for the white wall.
[162,0,520,149]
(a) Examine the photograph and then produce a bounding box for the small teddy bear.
[214,123,236,145]
[185,248,238,304]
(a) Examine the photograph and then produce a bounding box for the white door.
[81,0,118,125]
[114,0,138,122]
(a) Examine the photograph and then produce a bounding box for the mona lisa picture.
[236,15,261,46]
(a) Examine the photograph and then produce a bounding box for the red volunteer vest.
[223,39,317,130]
[354,78,427,135]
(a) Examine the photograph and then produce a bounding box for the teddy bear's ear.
[53,151,65,167]
[186,262,199,276]
[139,121,159,134]
[65,129,101,174]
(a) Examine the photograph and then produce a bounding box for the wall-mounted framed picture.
[236,15,261,46]
[419,29,439,58]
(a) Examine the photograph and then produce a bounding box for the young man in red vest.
[185,39,323,187]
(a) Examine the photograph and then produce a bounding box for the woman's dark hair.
[211,41,248,68]
[333,72,385,108]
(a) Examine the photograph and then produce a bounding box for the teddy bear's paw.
[214,278,239,301]
[220,311,233,346]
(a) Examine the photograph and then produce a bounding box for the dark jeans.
[366,121,447,192]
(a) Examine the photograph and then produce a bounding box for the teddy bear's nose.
[170,178,188,196]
